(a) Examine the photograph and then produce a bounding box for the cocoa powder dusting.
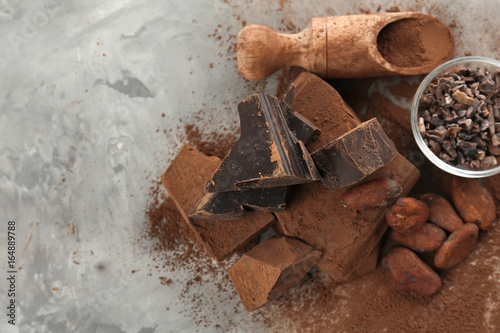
[184,124,239,160]
[142,172,241,330]
[145,195,195,252]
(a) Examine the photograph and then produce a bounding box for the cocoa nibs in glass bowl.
[417,66,500,170]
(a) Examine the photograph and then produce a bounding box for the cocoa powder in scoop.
[377,17,454,68]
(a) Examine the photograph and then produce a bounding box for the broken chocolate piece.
[275,73,420,281]
[279,84,321,144]
[162,145,275,261]
[205,93,320,193]
[228,236,321,312]
[312,118,397,191]
[191,85,319,220]
[190,187,288,220]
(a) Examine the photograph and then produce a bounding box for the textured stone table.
[1,0,499,332]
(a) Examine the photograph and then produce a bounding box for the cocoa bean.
[386,197,430,234]
[383,247,442,297]
[342,178,402,210]
[420,193,464,232]
[434,223,479,269]
[451,177,496,230]
[390,223,446,253]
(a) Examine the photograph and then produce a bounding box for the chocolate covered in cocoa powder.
[228,237,321,312]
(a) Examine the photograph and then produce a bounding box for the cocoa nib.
[418,65,500,170]
[426,125,447,142]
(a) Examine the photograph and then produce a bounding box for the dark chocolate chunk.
[311,118,397,191]
[279,84,321,144]
[205,93,320,193]
[191,187,288,220]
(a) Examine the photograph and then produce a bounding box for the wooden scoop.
[237,12,455,80]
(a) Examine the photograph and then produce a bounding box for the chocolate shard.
[279,84,321,144]
[162,145,275,262]
[190,187,288,220]
[311,118,397,191]
[205,93,320,193]
[228,236,321,312]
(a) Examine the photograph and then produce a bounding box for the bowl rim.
[411,56,500,178]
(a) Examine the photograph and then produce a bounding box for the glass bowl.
[411,56,500,178]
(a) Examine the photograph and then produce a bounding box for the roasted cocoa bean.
[420,193,464,232]
[342,178,402,210]
[451,177,496,230]
[386,198,430,234]
[390,223,446,253]
[434,223,479,269]
[383,247,442,297]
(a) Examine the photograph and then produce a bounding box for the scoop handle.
[237,19,326,80]
[237,13,455,80]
